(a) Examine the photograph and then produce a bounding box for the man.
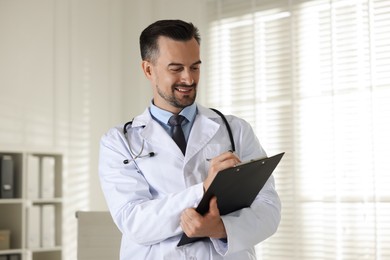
[99,19,281,259]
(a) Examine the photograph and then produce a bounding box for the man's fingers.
[210,151,240,164]
[181,208,196,222]
[180,198,226,239]
[212,158,239,171]
[208,196,220,216]
[180,208,202,237]
[209,151,241,173]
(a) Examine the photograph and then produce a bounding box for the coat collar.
[131,103,221,161]
[131,104,220,125]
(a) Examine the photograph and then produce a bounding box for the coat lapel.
[184,106,220,163]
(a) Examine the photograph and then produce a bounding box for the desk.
[76,211,121,260]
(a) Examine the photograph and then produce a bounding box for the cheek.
[157,73,179,87]
[192,70,200,82]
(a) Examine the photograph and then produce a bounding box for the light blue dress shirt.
[149,101,197,142]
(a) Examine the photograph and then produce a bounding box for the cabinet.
[0,151,63,260]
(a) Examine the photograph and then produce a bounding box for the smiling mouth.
[174,85,196,94]
[175,87,193,93]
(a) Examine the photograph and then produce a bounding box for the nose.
[180,69,195,85]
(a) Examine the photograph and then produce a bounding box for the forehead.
[156,36,200,64]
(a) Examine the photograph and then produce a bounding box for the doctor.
[99,19,281,259]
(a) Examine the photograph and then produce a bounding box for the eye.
[169,66,184,72]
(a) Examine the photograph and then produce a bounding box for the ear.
[141,60,153,79]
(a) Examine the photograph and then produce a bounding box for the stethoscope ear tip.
[123,159,129,164]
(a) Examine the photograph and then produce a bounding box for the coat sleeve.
[211,117,282,256]
[98,127,204,246]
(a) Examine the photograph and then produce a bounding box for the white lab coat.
[99,104,281,260]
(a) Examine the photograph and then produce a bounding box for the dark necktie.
[168,115,187,155]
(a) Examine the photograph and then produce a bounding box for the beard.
[156,83,197,109]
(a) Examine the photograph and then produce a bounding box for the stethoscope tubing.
[123,130,144,174]
[122,108,235,172]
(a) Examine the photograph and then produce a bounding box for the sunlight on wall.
[62,58,91,260]
[206,0,390,259]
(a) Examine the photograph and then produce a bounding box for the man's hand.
[203,151,241,191]
[180,197,227,239]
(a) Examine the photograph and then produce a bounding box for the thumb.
[208,196,220,216]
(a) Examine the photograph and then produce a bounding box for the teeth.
[177,88,190,92]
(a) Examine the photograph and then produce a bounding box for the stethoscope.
[123,120,155,160]
[122,108,236,173]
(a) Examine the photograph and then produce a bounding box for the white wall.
[0,0,208,259]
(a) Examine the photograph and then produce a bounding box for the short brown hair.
[139,19,201,63]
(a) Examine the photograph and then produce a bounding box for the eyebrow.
[168,60,202,67]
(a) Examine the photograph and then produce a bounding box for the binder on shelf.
[27,155,40,199]
[8,255,21,260]
[27,205,41,248]
[0,155,14,199]
[0,256,8,260]
[41,156,55,198]
[41,204,56,247]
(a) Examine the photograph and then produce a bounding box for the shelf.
[29,246,62,253]
[0,249,23,255]
[30,198,63,205]
[0,151,63,260]
[0,199,24,204]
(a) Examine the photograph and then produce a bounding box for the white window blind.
[204,0,390,259]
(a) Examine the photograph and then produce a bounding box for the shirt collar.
[149,101,197,126]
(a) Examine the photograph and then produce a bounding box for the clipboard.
[177,152,284,246]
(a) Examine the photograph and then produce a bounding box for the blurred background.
[0,0,389,259]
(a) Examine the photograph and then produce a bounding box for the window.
[205,0,390,259]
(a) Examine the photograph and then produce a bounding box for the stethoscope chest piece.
[123,121,156,165]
